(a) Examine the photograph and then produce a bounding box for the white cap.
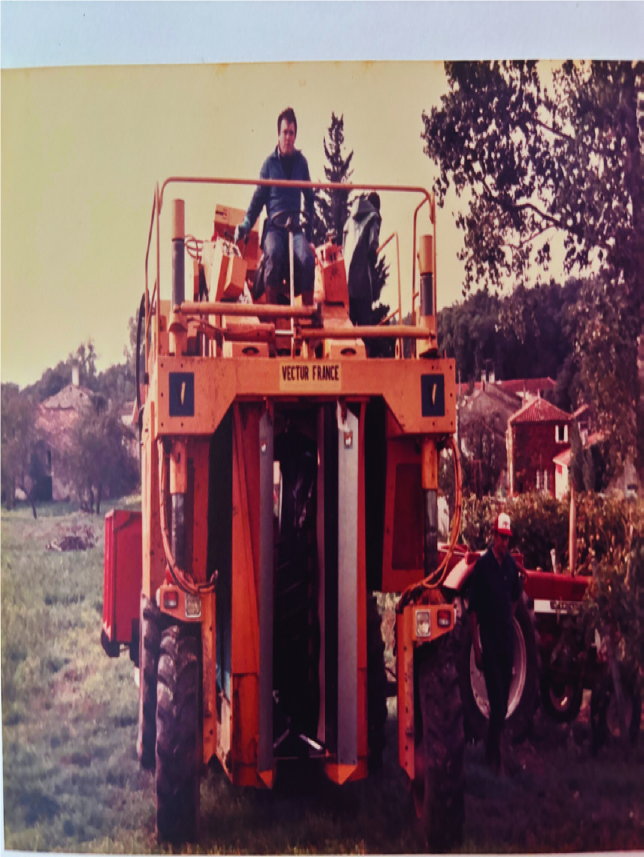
[494,512,512,536]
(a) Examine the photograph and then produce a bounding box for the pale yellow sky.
[2,61,470,388]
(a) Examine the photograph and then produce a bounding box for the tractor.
[102,175,468,848]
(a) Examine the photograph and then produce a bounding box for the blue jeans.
[263,230,315,296]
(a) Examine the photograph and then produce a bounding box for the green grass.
[3,500,644,853]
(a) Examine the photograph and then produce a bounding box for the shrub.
[506,493,569,570]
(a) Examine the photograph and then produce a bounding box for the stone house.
[35,380,100,501]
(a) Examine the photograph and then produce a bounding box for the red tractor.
[444,548,641,751]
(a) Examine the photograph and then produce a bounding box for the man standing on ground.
[467,512,523,774]
[235,107,316,305]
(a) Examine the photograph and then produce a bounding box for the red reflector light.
[163,590,179,610]
[437,609,452,628]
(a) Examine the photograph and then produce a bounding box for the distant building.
[34,381,100,501]
[507,396,572,497]
[458,381,521,495]
[471,376,556,402]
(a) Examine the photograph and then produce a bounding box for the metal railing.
[143,176,437,370]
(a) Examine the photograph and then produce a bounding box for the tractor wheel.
[590,666,642,753]
[155,624,200,843]
[137,594,162,770]
[539,672,584,724]
[416,626,465,852]
[367,594,388,771]
[459,597,538,743]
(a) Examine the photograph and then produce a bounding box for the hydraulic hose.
[157,439,215,596]
[399,435,462,608]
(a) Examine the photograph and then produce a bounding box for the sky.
[2,2,643,390]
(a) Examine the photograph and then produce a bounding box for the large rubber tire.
[417,627,465,853]
[590,665,642,753]
[367,594,388,771]
[540,671,584,724]
[137,594,162,770]
[459,597,539,743]
[155,625,200,843]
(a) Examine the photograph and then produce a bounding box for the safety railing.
[144,177,437,372]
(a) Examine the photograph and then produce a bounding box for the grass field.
[2,500,644,853]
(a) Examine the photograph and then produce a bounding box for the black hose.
[135,292,146,434]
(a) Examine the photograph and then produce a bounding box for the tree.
[1,385,45,517]
[25,339,99,403]
[63,400,138,514]
[312,113,354,246]
[422,61,643,472]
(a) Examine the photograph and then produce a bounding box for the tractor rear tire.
[367,594,388,771]
[459,597,538,744]
[137,594,161,770]
[540,672,584,724]
[417,627,465,853]
[155,624,200,843]
[590,665,642,753]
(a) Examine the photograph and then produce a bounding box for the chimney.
[72,363,80,388]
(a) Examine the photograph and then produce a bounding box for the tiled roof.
[41,384,93,411]
[497,377,556,396]
[36,384,93,453]
[509,396,571,424]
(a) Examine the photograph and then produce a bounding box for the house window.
[536,469,549,492]
[555,424,568,443]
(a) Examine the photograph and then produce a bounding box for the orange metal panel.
[188,438,211,584]
[231,674,265,787]
[381,439,424,593]
[201,592,217,764]
[397,610,415,782]
[324,763,360,786]
[154,356,456,439]
[231,408,260,676]
[356,408,368,763]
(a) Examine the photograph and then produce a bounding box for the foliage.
[424,60,643,472]
[459,494,501,550]
[459,411,507,498]
[574,496,644,679]
[566,275,639,479]
[569,419,611,494]
[25,341,99,404]
[507,492,570,571]
[460,491,569,569]
[438,276,593,412]
[312,112,354,246]
[25,333,136,411]
[62,401,138,514]
[1,384,46,517]
[312,113,391,352]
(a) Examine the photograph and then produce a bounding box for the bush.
[460,494,501,551]
[460,491,638,574]
[507,493,569,570]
